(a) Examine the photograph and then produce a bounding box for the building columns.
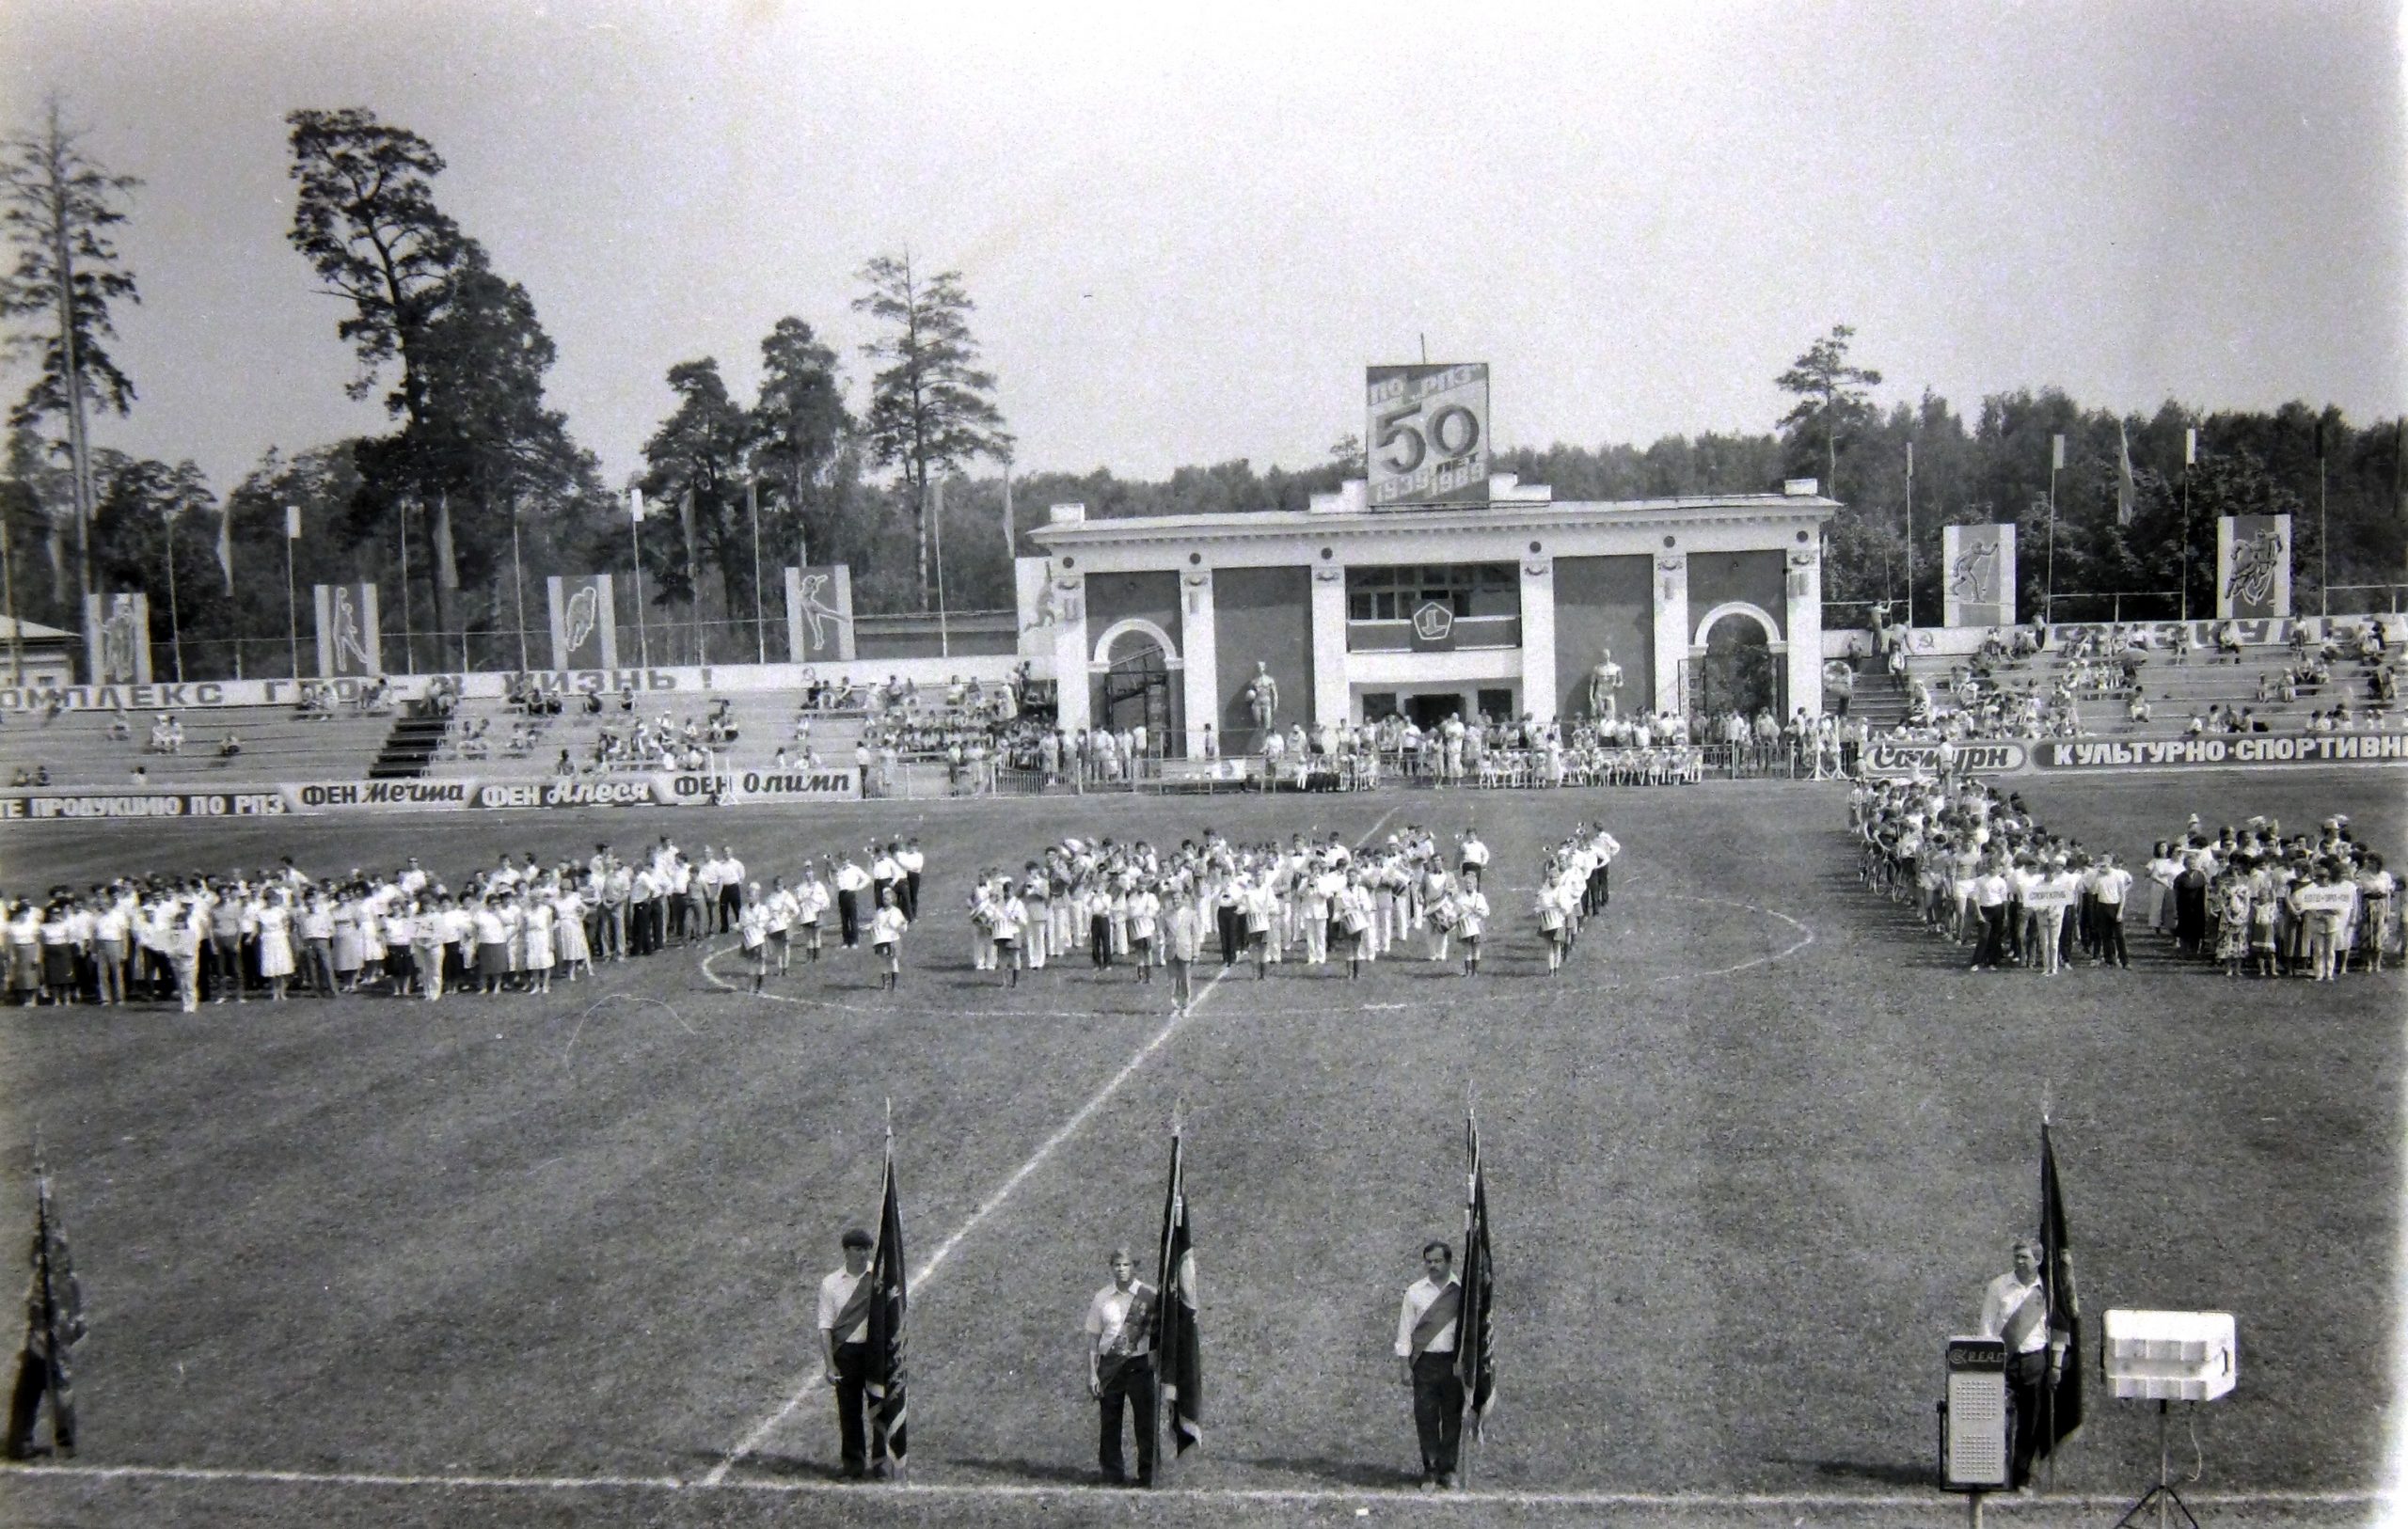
[1051,572,1089,733]
[1309,568,1348,727]
[1519,559,1556,723]
[1652,553,1687,716]
[1786,547,1824,716]
[1180,571,1217,757]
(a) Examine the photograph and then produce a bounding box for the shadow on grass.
[943,1455,1112,1487]
[1763,1453,1935,1487]
[1236,1454,1414,1489]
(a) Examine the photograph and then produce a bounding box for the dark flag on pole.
[15,1138,87,1458]
[865,1130,909,1478]
[1154,1121,1201,1456]
[1459,1111,1496,1440]
[2116,420,2139,527]
[2038,1121,2083,1458]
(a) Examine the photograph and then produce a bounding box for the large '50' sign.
[1366,363,1490,507]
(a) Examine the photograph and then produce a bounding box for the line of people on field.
[1851,775,2398,980]
[0,835,924,1012]
[941,820,1620,1007]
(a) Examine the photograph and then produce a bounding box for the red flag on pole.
[2116,421,2138,527]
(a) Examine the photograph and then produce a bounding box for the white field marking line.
[1643,891,1815,983]
[5,1463,2389,1509]
[699,803,1405,1486]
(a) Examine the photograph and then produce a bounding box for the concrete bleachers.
[0,704,391,788]
[1895,640,2400,739]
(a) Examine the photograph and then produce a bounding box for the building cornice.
[1029,496,1838,551]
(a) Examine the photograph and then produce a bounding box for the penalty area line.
[4,1462,2390,1510]
[699,802,1404,1486]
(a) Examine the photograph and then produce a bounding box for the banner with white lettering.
[547,575,620,671]
[784,565,856,662]
[1860,740,2030,777]
[2216,514,2291,619]
[668,768,862,802]
[2036,734,2408,769]
[1366,363,1490,508]
[83,591,152,686]
[312,582,383,678]
[1941,524,2016,629]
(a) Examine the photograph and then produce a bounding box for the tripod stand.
[2113,1399,2199,1529]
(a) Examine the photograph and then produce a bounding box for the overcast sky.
[3,0,2402,500]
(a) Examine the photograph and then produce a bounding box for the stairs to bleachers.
[369,715,449,779]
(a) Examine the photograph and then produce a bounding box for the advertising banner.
[83,591,152,686]
[0,788,289,821]
[667,767,862,802]
[2036,733,2408,769]
[2217,514,2291,619]
[1941,524,2016,629]
[1860,740,2029,777]
[784,564,856,662]
[1366,363,1489,508]
[312,582,383,678]
[547,575,620,671]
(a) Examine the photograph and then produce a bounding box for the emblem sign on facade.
[1410,598,1457,652]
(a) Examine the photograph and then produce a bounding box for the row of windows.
[1345,563,1519,623]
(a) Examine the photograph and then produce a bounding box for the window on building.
[1360,692,1400,721]
[1344,563,1518,622]
[1477,687,1515,719]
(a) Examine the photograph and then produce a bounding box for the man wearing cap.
[1084,1246,1157,1487]
[1396,1239,1464,1490]
[1979,1237,2065,1490]
[818,1228,878,1479]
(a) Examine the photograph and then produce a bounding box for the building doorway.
[1406,692,1464,730]
[1100,635,1177,752]
[1695,611,1782,718]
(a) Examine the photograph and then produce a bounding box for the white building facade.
[1022,476,1836,756]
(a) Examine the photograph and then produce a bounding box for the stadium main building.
[1022,474,1838,756]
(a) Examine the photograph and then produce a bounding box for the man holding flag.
[816,1227,877,1479]
[1395,1239,1464,1490]
[816,1134,908,1482]
[1085,1246,1158,1487]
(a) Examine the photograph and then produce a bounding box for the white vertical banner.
[546,574,620,670]
[83,591,153,685]
[312,582,384,677]
[1941,524,2017,629]
[783,564,856,662]
[2216,514,2292,619]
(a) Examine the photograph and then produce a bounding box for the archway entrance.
[1696,611,1782,718]
[1099,635,1177,751]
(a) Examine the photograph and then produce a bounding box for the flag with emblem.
[2039,1121,2083,1457]
[1459,1110,1496,1440]
[865,1127,909,1477]
[1154,1118,1201,1456]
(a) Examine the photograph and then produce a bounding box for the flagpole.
[2044,437,2060,626]
[163,499,183,684]
[399,499,415,675]
[628,489,651,670]
[2180,429,2195,625]
[283,504,301,680]
[749,480,767,664]
[2319,441,2328,621]
[1904,442,1916,632]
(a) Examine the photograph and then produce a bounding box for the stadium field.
[0,768,2400,1528]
